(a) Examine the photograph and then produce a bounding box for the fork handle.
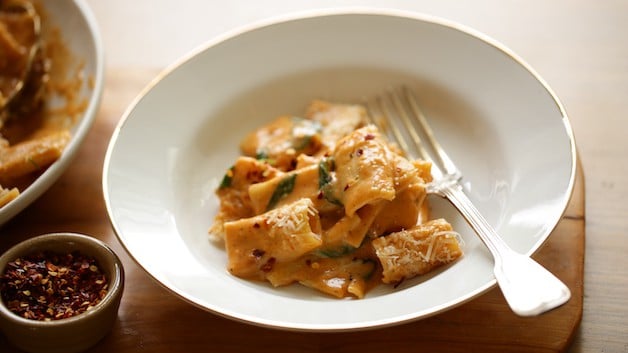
[440,184,571,316]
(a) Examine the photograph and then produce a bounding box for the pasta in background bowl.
[0,0,104,226]
[103,10,575,331]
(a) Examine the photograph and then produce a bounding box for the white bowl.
[0,0,105,226]
[103,9,576,331]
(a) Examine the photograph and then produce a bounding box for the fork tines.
[366,86,458,179]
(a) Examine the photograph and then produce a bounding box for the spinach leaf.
[266,173,297,210]
[218,166,235,189]
[255,150,269,160]
[291,118,322,151]
[318,157,333,188]
[315,245,356,258]
[359,259,377,280]
[318,157,343,207]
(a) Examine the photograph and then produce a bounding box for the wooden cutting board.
[0,69,584,353]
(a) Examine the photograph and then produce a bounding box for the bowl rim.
[0,232,124,326]
[119,6,573,130]
[0,0,106,226]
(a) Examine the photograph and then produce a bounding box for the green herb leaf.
[318,157,333,188]
[266,173,297,210]
[291,118,322,151]
[315,245,356,258]
[318,157,343,207]
[219,166,235,189]
[255,150,269,160]
[359,259,377,280]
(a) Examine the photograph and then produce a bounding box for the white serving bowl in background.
[0,0,105,226]
[103,9,576,331]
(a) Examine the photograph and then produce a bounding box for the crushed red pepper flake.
[260,257,276,273]
[251,249,265,259]
[0,251,108,321]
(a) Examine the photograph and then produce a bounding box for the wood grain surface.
[0,69,584,353]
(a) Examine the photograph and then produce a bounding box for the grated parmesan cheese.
[264,198,317,234]
[372,219,463,284]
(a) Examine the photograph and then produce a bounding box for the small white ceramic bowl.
[0,0,104,226]
[0,233,124,353]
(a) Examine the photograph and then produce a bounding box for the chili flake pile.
[0,251,109,321]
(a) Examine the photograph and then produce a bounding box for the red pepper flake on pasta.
[260,257,276,273]
[0,251,108,321]
[252,249,265,258]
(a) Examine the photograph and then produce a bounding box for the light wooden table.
[3,1,628,352]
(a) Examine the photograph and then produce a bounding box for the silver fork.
[367,86,571,316]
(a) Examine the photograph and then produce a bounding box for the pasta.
[210,100,463,298]
[0,0,81,208]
